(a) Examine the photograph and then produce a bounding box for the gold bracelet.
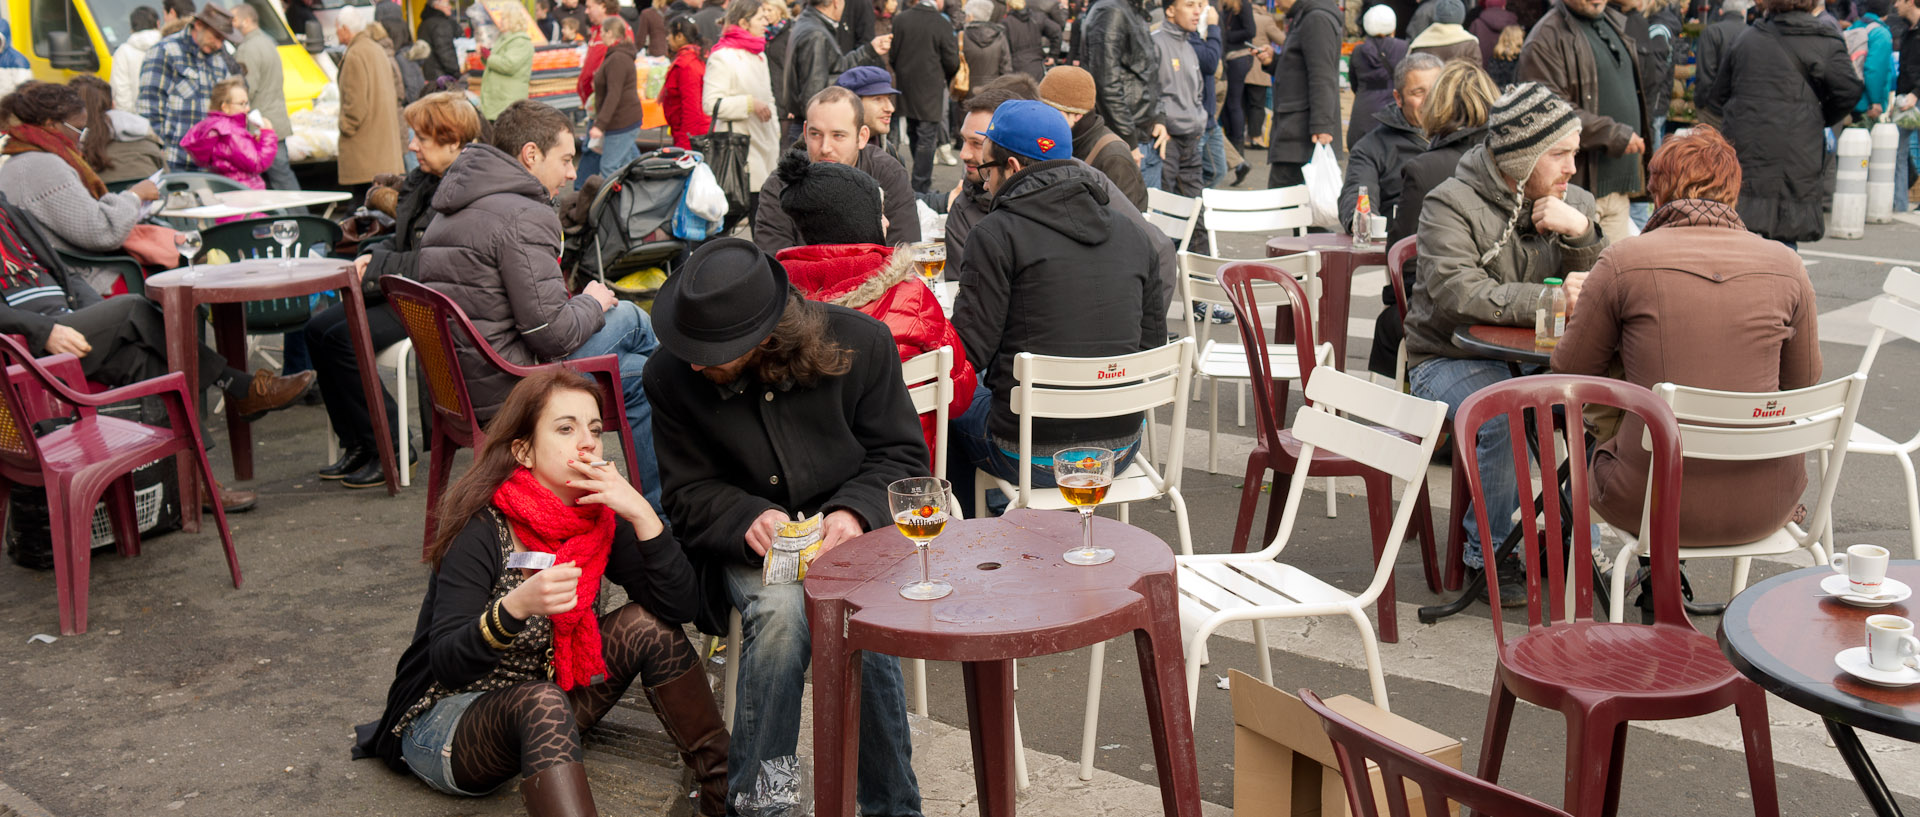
[491,598,524,639]
[478,615,510,651]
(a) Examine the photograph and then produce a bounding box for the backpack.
[1844,18,1883,81]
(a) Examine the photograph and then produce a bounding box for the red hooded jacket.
[777,243,977,464]
[658,44,711,149]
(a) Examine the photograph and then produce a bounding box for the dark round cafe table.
[1266,233,1384,372]
[1451,324,1552,373]
[1720,562,1920,817]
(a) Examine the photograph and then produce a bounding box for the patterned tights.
[447,602,700,791]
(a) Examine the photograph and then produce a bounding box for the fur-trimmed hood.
[776,243,919,309]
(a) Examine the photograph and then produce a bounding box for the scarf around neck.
[1641,198,1745,234]
[715,24,767,54]
[492,467,617,690]
[4,123,107,199]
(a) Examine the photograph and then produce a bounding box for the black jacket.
[351,510,697,769]
[781,8,886,124]
[692,5,726,47]
[890,4,962,122]
[1694,9,1747,106]
[1003,6,1062,81]
[375,0,412,50]
[1076,0,1159,144]
[1899,16,1920,95]
[415,5,462,82]
[752,145,922,253]
[0,195,101,353]
[836,0,877,53]
[951,159,1169,445]
[644,305,929,635]
[1388,125,1485,251]
[1268,0,1344,163]
[362,167,443,305]
[1070,111,1147,212]
[1339,104,1427,235]
[1702,11,1863,242]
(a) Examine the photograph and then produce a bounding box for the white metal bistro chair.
[323,338,416,487]
[1176,366,1448,713]
[1603,374,1869,623]
[1839,267,1920,557]
[1144,188,1201,248]
[720,347,954,729]
[974,339,1195,782]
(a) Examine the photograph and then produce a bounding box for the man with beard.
[643,237,927,814]
[1519,0,1650,242]
[753,86,920,253]
[1403,83,1607,606]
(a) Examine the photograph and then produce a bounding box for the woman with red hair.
[1551,125,1823,548]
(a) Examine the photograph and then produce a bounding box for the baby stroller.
[562,147,700,301]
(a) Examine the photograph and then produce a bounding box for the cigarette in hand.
[585,460,612,467]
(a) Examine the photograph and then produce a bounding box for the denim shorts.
[400,691,489,797]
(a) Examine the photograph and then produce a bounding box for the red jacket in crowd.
[577,24,606,104]
[658,43,711,149]
[778,243,977,463]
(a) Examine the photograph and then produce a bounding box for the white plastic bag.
[684,163,729,222]
[1304,143,1343,230]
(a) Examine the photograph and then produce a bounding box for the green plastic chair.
[197,215,345,337]
[55,249,148,297]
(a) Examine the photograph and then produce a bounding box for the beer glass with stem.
[889,476,954,600]
[1054,447,1116,565]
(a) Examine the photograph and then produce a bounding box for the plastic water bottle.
[1535,278,1567,348]
[1351,186,1372,250]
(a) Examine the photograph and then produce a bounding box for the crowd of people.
[0,0,1911,811]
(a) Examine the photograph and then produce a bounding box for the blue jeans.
[598,122,643,178]
[566,301,662,512]
[1138,141,1163,191]
[721,560,921,817]
[575,144,602,190]
[1409,357,1534,569]
[1896,126,1915,213]
[951,386,1141,497]
[1200,124,1228,189]
[400,691,492,797]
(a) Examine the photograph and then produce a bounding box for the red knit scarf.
[3,123,107,199]
[493,467,615,690]
[715,24,766,54]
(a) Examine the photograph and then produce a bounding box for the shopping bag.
[1304,143,1342,230]
[690,99,753,223]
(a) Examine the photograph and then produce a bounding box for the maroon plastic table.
[1265,233,1385,372]
[1720,562,1920,817]
[804,509,1202,817]
[147,259,398,531]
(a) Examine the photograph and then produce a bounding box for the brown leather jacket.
[1516,0,1650,192]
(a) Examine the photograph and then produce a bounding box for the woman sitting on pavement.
[353,367,728,816]
[0,81,164,296]
[70,75,165,186]
[313,91,484,489]
[1552,125,1822,547]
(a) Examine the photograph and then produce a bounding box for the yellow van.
[8,0,331,123]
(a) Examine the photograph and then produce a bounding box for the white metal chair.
[1603,374,1869,623]
[720,347,955,730]
[974,339,1195,781]
[1180,251,1333,474]
[1175,367,1449,713]
[323,338,416,487]
[1144,188,1201,248]
[1198,186,1313,255]
[1840,267,1920,557]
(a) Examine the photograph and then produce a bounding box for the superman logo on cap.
[1036,137,1056,154]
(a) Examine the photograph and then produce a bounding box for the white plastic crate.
[87,481,165,548]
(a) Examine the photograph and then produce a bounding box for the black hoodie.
[951,159,1169,445]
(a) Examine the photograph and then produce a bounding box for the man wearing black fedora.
[643,237,928,813]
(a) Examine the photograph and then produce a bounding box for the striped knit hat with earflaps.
[1479,82,1583,265]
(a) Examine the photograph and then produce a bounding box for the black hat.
[776,151,884,246]
[653,237,791,366]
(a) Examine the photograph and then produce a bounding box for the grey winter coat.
[414,143,604,419]
[1404,143,1607,370]
[962,21,1014,96]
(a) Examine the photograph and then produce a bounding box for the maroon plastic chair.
[1300,688,1575,817]
[0,335,238,635]
[1384,237,1473,592]
[380,277,643,558]
[1454,375,1779,817]
[1221,261,1440,643]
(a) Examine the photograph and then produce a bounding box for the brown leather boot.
[520,762,597,817]
[645,666,729,817]
[230,369,316,421]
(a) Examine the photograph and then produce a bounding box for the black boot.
[644,665,729,817]
[342,447,414,489]
[318,445,373,480]
[520,762,597,817]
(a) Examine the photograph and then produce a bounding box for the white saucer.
[1835,646,1920,687]
[1820,574,1913,608]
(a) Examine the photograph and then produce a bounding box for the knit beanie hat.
[1039,66,1097,116]
[1363,4,1396,36]
[1434,0,1465,24]
[776,151,885,246]
[1488,82,1581,188]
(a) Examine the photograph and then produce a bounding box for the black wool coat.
[890,3,962,122]
[1268,0,1345,164]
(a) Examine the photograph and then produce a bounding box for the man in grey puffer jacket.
[414,100,665,511]
[1404,83,1608,602]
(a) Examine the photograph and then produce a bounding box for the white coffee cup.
[1865,614,1920,672]
[1369,214,1388,241]
[1831,544,1891,596]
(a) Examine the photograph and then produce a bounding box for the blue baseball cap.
[835,66,900,97]
[978,100,1073,163]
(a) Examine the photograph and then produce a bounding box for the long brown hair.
[755,293,852,388]
[69,75,116,172]
[426,367,605,566]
